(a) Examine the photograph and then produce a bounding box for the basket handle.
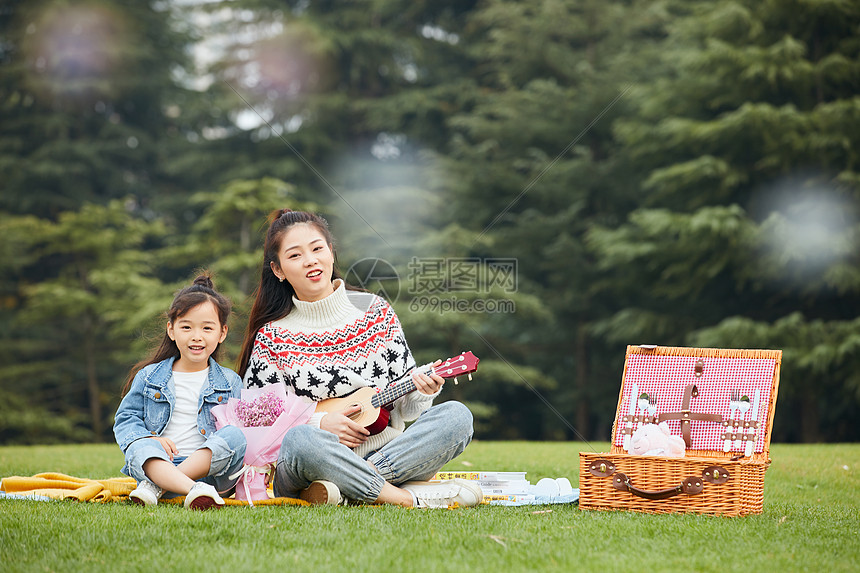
[611,472,704,500]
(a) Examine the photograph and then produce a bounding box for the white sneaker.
[402,479,483,509]
[129,480,163,507]
[184,482,225,510]
[299,480,342,505]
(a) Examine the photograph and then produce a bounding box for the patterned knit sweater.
[244,280,438,458]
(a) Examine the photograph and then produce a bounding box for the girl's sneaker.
[129,480,163,506]
[402,479,483,509]
[184,482,225,510]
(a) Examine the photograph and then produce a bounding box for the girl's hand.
[151,436,178,460]
[414,360,445,395]
[319,405,370,448]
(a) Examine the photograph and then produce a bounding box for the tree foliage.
[593,0,860,441]
[1,0,858,444]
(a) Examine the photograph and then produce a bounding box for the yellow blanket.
[0,472,307,506]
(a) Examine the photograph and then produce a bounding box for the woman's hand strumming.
[319,404,371,448]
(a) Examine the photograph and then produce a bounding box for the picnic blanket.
[1,472,578,507]
[0,472,308,506]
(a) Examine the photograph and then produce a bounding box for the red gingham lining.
[612,355,776,453]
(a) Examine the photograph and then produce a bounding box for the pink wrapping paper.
[212,385,315,504]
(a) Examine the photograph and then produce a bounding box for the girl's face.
[167,300,228,372]
[271,222,335,302]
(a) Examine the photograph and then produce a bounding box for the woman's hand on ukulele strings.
[150,436,178,460]
[413,360,445,395]
[320,404,371,448]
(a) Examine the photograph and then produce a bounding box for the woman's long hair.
[121,273,231,396]
[237,209,344,377]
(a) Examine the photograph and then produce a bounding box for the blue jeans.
[273,401,473,503]
[123,425,247,494]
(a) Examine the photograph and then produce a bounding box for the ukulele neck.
[368,363,433,409]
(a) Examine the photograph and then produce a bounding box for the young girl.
[114,274,246,510]
[237,210,481,508]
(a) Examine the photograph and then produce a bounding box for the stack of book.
[431,471,535,505]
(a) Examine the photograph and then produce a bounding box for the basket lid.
[611,346,781,457]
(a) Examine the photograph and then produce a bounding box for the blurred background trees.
[1,0,858,444]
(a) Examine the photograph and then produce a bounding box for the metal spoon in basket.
[638,393,650,424]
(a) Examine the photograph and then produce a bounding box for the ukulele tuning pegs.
[468,373,472,381]
[453,377,459,385]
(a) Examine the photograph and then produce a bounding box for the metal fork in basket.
[647,394,658,422]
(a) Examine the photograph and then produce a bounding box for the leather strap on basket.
[658,384,723,447]
[611,472,704,500]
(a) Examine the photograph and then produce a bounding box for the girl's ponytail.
[192,274,215,290]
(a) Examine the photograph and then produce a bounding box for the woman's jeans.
[123,425,246,495]
[273,401,473,503]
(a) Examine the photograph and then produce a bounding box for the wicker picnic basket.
[579,345,781,516]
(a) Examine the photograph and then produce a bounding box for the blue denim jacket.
[113,356,242,456]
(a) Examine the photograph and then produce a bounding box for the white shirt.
[162,368,208,457]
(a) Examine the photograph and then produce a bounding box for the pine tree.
[0,0,194,215]
[428,0,676,439]
[3,202,167,441]
[0,0,203,442]
[592,0,860,441]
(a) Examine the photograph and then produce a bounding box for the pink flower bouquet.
[212,384,314,505]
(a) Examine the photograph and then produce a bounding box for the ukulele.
[314,351,480,435]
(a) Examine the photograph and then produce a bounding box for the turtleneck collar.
[287,279,359,329]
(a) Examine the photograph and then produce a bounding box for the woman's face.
[271,222,335,302]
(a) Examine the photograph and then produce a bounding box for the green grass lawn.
[1,441,858,572]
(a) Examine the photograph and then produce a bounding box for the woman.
[237,209,480,508]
